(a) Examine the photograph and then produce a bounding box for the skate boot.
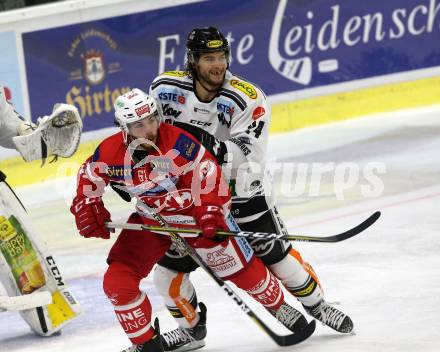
[122,318,164,352]
[160,302,207,352]
[269,301,308,332]
[303,300,353,333]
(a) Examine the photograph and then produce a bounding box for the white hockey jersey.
[0,85,22,149]
[150,70,273,222]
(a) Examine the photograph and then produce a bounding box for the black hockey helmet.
[185,27,230,75]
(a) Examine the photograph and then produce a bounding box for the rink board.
[1,0,440,185]
[18,0,440,132]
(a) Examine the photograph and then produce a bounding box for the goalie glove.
[12,103,82,163]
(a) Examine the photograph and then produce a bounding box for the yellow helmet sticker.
[207,40,223,48]
[161,71,187,77]
[230,79,258,99]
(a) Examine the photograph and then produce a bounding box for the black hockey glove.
[174,121,227,165]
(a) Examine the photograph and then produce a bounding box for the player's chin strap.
[12,104,82,165]
[107,211,380,244]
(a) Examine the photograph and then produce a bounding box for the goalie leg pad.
[0,176,81,335]
[19,288,80,336]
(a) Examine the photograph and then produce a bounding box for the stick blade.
[329,211,381,242]
[274,320,316,346]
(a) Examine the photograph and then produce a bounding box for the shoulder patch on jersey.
[230,79,258,100]
[161,70,188,77]
[173,133,200,161]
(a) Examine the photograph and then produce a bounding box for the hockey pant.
[0,171,81,335]
[154,206,324,328]
[103,212,286,344]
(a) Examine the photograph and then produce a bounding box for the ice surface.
[1,105,440,351]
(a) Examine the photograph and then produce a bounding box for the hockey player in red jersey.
[149,27,354,351]
[70,89,312,352]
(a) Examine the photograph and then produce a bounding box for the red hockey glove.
[70,196,112,239]
[194,205,228,239]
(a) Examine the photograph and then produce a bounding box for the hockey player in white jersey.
[148,27,353,351]
[0,85,82,335]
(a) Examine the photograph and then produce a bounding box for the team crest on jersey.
[133,175,179,196]
[230,79,257,100]
[140,189,193,213]
[161,70,187,77]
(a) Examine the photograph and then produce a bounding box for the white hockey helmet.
[114,88,158,137]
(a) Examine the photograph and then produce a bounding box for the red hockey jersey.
[74,123,230,226]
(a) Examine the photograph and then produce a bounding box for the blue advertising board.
[23,0,440,131]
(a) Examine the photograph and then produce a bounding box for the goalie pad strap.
[41,136,48,160]
[37,306,48,334]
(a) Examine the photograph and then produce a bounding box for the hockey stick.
[0,291,52,312]
[125,207,315,346]
[107,211,380,243]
